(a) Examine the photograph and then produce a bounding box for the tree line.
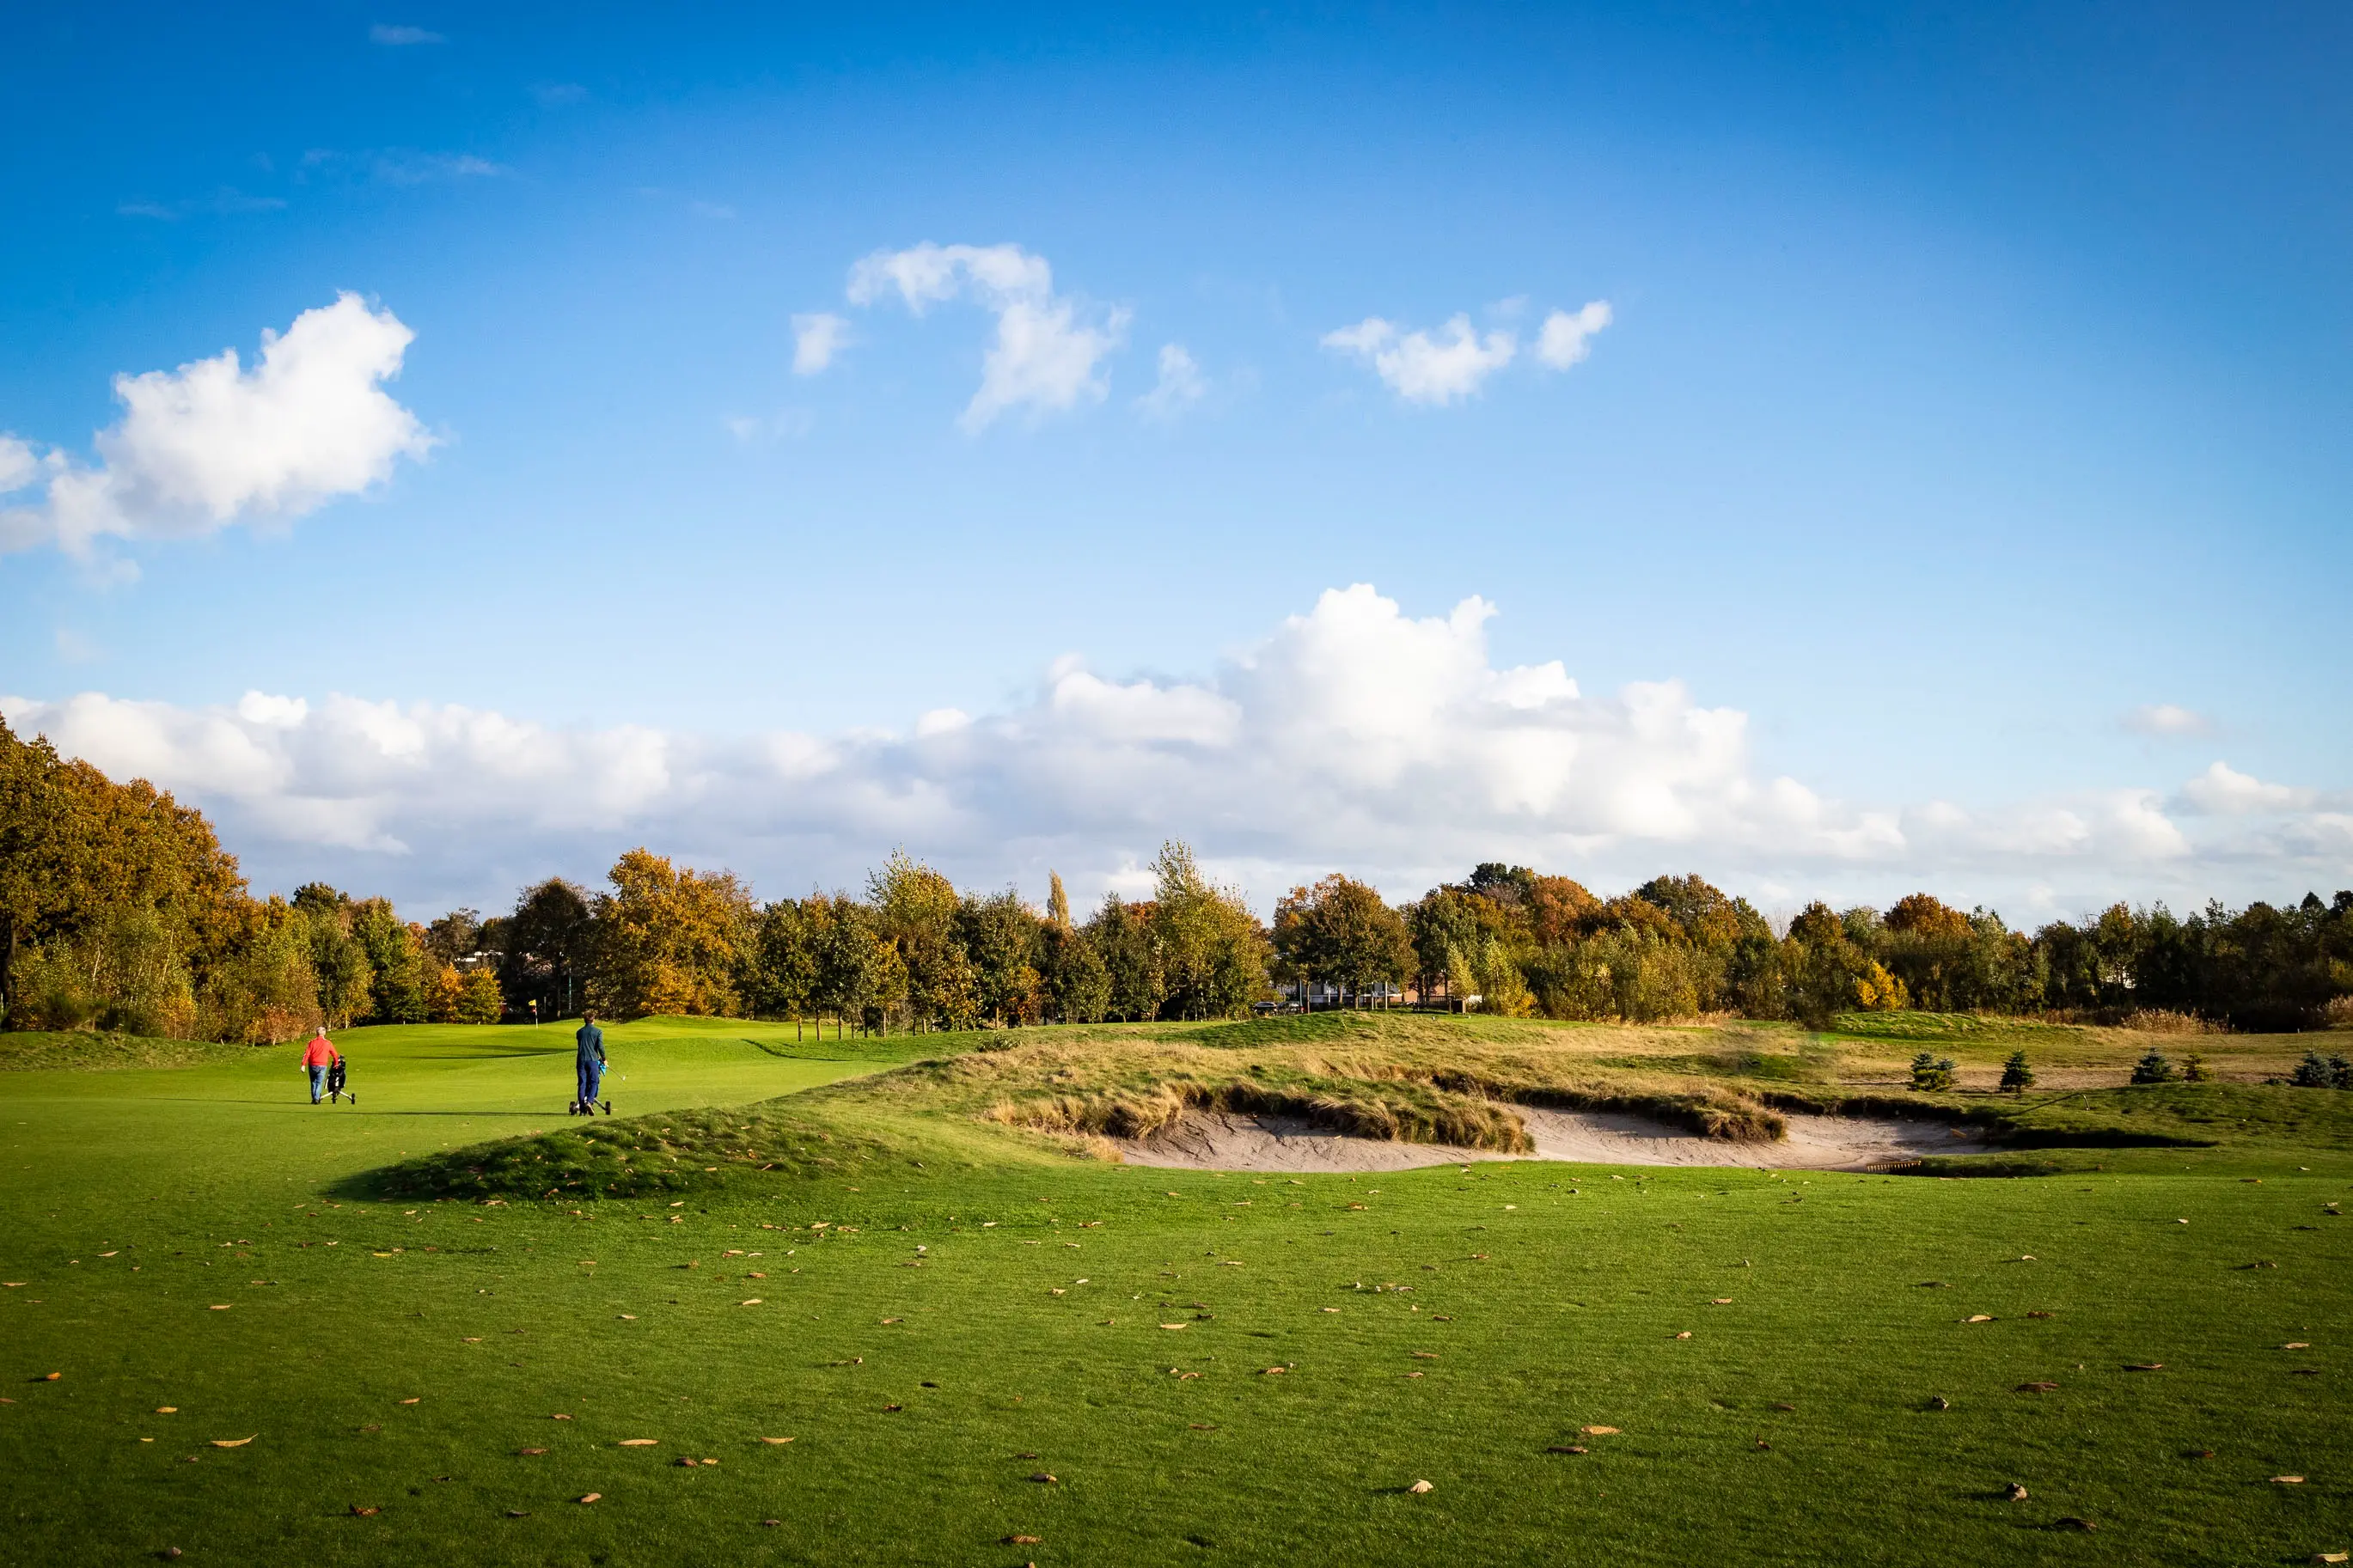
[4,714,2350,1037]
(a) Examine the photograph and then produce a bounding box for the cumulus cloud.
[791,313,851,375]
[1322,314,1516,405]
[1537,301,1613,368]
[840,241,1128,430]
[11,585,2340,915]
[2178,760,2315,815]
[1325,300,1611,405]
[0,294,434,562]
[1136,343,1208,423]
[2124,702,2214,737]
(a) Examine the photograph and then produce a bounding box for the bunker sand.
[1117,1107,1979,1172]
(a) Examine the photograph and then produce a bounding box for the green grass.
[3,1015,2350,1565]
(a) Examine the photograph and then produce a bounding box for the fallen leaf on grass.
[1965,1315,1994,1323]
[1030,1473,1058,1484]
[517,1448,547,1455]
[1710,1298,1733,1305]
[1005,1535,1042,1545]
[758,1437,794,1444]
[2309,1553,2349,1565]
[1411,1351,1439,1360]
[1261,1367,1287,1376]
[1771,1402,1797,1411]
[398,1398,420,1405]
[617,1315,636,1321]
[1188,1424,1216,1430]
[578,1493,601,1504]
[880,1317,901,1325]
[2125,1364,2164,1371]
[1580,1425,1620,1436]
[462,1337,483,1343]
[739,1299,763,1307]
[1408,1480,1433,1493]
[208,1437,255,1448]
[1160,1323,1189,1331]
[551,1413,572,1420]
[2004,1482,2028,1500]
[1546,1445,1588,1455]
[208,1305,232,1311]
[618,1438,659,1447]
[2016,1382,2059,1393]
[1673,1332,1693,1340]
[2272,1476,2307,1485]
[156,1406,177,1414]
[2285,1342,2312,1350]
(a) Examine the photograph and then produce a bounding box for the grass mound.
[370,1100,917,1201]
[0,1028,269,1071]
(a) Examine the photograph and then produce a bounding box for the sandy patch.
[1115,1107,1982,1173]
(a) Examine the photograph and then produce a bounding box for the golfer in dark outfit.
[575,1013,608,1114]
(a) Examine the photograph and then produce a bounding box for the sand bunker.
[1116,1107,1983,1173]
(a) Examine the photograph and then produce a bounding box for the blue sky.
[3,3,2349,919]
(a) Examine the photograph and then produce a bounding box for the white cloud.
[840,241,1128,430]
[1322,314,1518,405]
[723,409,814,445]
[791,313,850,375]
[1137,344,1208,423]
[0,294,434,562]
[0,436,41,494]
[370,152,504,186]
[2124,702,2214,737]
[370,23,445,45]
[13,586,2342,916]
[1537,301,1613,369]
[2179,760,2314,815]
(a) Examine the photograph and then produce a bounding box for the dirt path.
[1115,1107,1982,1173]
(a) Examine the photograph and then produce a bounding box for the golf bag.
[327,1056,351,1103]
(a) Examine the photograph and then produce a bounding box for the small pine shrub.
[2335,1055,2353,1090]
[1910,1052,1958,1092]
[2180,1053,2206,1083]
[2289,1051,2337,1089]
[1998,1050,2035,1094]
[2130,1049,2175,1085]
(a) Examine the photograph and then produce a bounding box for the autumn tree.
[585,848,756,1019]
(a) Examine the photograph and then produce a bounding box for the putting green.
[2,1021,2349,1565]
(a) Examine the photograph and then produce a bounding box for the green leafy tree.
[350,900,427,1023]
[1149,841,1265,1020]
[1086,895,1164,1022]
[497,879,595,1020]
[1272,874,1414,1007]
[1041,924,1111,1023]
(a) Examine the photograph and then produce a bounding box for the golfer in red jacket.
[301,1028,340,1105]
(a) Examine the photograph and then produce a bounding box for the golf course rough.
[0,1010,2347,1565]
